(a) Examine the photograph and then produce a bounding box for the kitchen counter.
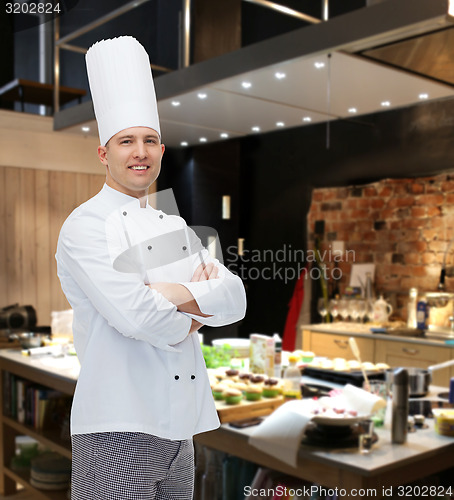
[300,324,454,387]
[301,323,454,348]
[1,350,453,495]
[196,406,454,492]
[0,347,79,393]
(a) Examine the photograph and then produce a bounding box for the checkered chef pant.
[71,432,194,499]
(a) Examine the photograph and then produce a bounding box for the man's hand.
[148,261,219,336]
[149,261,219,306]
[148,282,188,308]
[148,262,218,312]
[189,318,203,333]
[191,262,219,282]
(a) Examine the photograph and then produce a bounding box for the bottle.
[273,333,282,378]
[365,272,375,301]
[391,368,409,444]
[330,269,341,299]
[365,272,375,321]
[407,288,418,329]
[282,354,302,400]
[416,299,428,330]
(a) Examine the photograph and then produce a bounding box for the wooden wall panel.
[19,168,37,309]
[5,168,21,306]
[0,166,105,326]
[35,170,51,324]
[0,168,6,308]
[75,173,91,205]
[90,174,105,198]
[49,171,77,314]
[192,0,241,63]
[0,122,101,174]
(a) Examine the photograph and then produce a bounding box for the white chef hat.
[86,36,160,146]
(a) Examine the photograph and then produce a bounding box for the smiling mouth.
[129,165,149,171]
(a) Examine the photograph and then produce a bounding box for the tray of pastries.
[207,368,285,423]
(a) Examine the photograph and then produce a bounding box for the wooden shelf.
[0,352,75,497]
[3,417,71,460]
[0,357,76,395]
[0,78,86,111]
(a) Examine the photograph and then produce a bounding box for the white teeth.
[130,166,148,170]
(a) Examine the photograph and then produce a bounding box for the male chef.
[56,36,246,500]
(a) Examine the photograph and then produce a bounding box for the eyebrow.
[117,134,159,141]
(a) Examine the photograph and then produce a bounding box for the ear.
[98,145,108,165]
[161,143,165,157]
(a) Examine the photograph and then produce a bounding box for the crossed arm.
[148,262,219,334]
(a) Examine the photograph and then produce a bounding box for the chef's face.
[98,126,165,200]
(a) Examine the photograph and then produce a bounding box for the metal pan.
[386,359,454,397]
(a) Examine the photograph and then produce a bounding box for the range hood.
[55,0,454,148]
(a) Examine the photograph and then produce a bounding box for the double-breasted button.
[191,375,196,380]
[174,375,180,380]
[159,214,163,219]
[122,211,127,216]
[147,245,152,250]
[182,246,187,251]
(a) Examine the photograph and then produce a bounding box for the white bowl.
[212,338,250,358]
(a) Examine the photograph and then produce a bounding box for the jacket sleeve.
[178,227,247,327]
[56,212,191,351]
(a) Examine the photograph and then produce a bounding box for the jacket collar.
[101,183,150,209]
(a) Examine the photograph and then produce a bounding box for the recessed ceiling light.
[381,101,391,107]
[242,81,252,89]
[197,93,207,99]
[314,62,325,69]
[81,126,90,132]
[275,72,286,80]
[199,137,207,143]
[348,108,357,114]
[171,101,181,107]
[252,126,260,132]
[276,122,285,127]
[302,116,312,122]
[181,141,188,147]
[419,93,429,100]
[220,133,229,139]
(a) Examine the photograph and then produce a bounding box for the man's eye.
[121,140,131,144]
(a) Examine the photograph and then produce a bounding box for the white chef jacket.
[56,184,246,440]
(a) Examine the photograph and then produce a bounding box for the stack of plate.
[30,452,71,491]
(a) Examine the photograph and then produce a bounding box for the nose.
[133,142,147,159]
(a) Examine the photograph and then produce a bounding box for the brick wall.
[307,174,454,319]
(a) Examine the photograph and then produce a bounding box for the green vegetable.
[201,343,238,368]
